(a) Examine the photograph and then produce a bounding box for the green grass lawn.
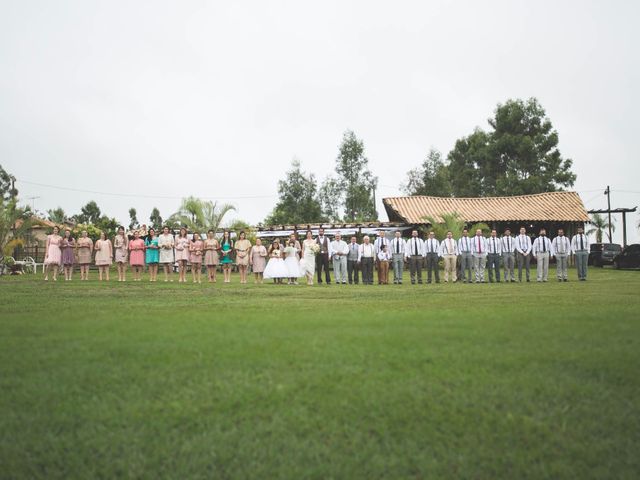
[1,268,639,479]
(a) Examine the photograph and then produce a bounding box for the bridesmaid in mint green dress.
[145,228,160,282]
[220,230,234,283]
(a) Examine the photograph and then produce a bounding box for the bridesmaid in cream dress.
[234,230,252,284]
[61,229,75,281]
[44,226,62,281]
[158,226,175,282]
[203,230,220,283]
[77,230,94,281]
[94,231,113,281]
[114,226,128,282]
[189,232,204,283]
[301,230,317,286]
[174,227,190,283]
[250,237,267,284]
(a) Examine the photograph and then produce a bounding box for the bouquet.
[310,244,320,255]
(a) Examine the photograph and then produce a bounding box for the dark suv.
[588,243,622,267]
[613,244,640,269]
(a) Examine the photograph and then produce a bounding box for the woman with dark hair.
[128,230,145,281]
[189,232,204,283]
[263,238,288,284]
[235,230,252,284]
[220,229,234,283]
[61,228,75,281]
[174,227,190,283]
[77,230,93,281]
[158,226,175,282]
[250,237,267,284]
[94,231,113,281]
[203,230,220,283]
[301,230,317,286]
[145,228,159,282]
[44,226,62,281]
[114,226,128,281]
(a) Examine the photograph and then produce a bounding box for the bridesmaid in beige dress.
[114,226,128,282]
[234,230,252,284]
[174,227,190,283]
[94,231,113,281]
[77,230,94,281]
[203,230,220,283]
[189,232,204,283]
[158,226,175,282]
[250,237,268,284]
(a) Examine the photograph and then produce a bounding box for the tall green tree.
[47,207,67,224]
[0,165,18,202]
[401,148,452,196]
[321,130,378,221]
[447,98,576,196]
[128,208,138,230]
[264,159,325,225]
[149,208,163,229]
[168,197,235,233]
[74,201,101,224]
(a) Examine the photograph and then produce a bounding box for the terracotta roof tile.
[383,192,590,224]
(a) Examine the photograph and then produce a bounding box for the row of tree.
[264,97,577,224]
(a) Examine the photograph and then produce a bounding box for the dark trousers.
[316,253,331,283]
[360,257,374,284]
[487,253,501,282]
[408,255,423,284]
[347,259,359,284]
[425,253,440,283]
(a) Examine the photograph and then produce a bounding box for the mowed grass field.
[1,268,639,479]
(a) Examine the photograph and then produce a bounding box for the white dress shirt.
[457,236,472,254]
[532,236,554,256]
[390,237,406,255]
[424,238,440,256]
[439,238,459,256]
[501,235,515,254]
[471,235,488,256]
[358,243,376,261]
[329,239,348,259]
[552,236,571,255]
[571,233,589,252]
[377,251,391,261]
[516,234,532,255]
[487,236,502,255]
[405,237,424,259]
[374,236,389,254]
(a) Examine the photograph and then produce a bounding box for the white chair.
[21,256,42,274]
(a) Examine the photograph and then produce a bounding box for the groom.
[315,228,331,284]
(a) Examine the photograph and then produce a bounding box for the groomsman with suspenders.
[486,229,502,283]
[471,229,488,283]
[405,230,424,284]
[390,230,406,284]
[457,229,473,283]
[358,235,376,285]
[347,236,360,284]
[515,227,532,282]
[501,228,516,282]
[373,230,389,285]
[571,226,589,281]
[315,228,331,284]
[532,228,553,282]
[552,228,571,282]
[439,230,458,282]
[424,231,440,284]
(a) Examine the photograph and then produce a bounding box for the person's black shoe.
[526,279,530,282]
[564,279,568,282]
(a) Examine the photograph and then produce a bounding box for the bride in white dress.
[263,239,289,283]
[300,230,317,286]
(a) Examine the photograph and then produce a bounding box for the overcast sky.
[1,0,639,242]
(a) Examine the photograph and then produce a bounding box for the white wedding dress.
[263,250,289,279]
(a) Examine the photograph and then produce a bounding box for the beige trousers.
[443,254,457,282]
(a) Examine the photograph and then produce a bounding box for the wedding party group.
[40,224,591,285]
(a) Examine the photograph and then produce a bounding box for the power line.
[17,179,277,201]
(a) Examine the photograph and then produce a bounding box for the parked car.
[588,243,622,267]
[613,244,640,269]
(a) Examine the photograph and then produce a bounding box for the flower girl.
[283,240,303,285]
[263,239,288,284]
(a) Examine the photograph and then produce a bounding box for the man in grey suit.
[405,229,424,284]
[390,230,406,284]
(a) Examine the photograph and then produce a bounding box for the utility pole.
[604,186,612,243]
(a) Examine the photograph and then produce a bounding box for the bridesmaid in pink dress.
[250,237,268,284]
[44,226,62,281]
[76,231,94,281]
[174,227,190,283]
[189,232,204,283]
[128,230,146,281]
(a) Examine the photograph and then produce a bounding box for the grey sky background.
[1,0,639,242]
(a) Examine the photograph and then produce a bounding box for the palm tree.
[586,213,615,243]
[423,212,490,240]
[167,197,236,234]
[0,198,32,257]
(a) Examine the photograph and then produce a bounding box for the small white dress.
[263,249,289,279]
[283,246,303,278]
